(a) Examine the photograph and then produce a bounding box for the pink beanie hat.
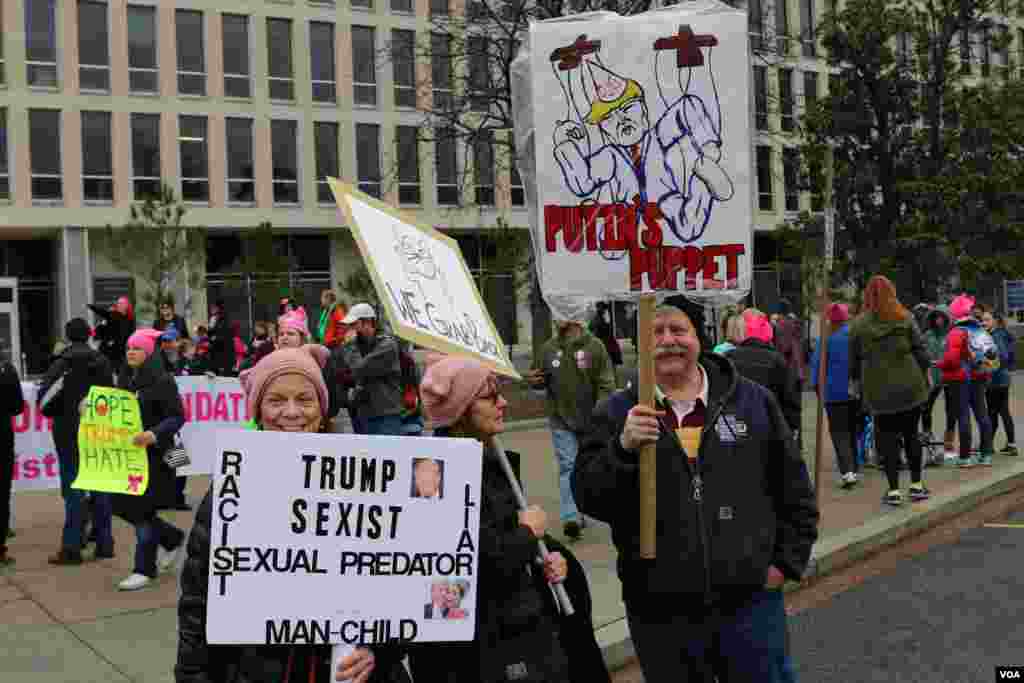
[278,308,309,337]
[827,303,850,323]
[949,294,975,320]
[420,355,495,429]
[126,328,164,357]
[743,310,774,343]
[239,344,330,421]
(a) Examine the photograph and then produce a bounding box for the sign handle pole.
[638,295,657,559]
[813,279,831,510]
[331,644,357,682]
[494,437,575,616]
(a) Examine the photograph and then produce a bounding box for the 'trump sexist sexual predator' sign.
[205,429,483,646]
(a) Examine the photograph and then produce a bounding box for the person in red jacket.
[935,294,995,467]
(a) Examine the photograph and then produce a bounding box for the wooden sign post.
[813,293,830,508]
[638,295,657,558]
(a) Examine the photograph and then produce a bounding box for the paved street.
[2,379,1024,681]
[790,506,1024,682]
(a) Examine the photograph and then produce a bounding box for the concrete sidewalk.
[3,386,1024,681]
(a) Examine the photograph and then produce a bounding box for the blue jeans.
[550,429,580,523]
[366,414,404,436]
[57,447,113,553]
[954,381,993,457]
[627,590,796,682]
[134,516,185,578]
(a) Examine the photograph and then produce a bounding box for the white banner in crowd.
[205,429,482,646]
[520,3,753,318]
[11,377,249,492]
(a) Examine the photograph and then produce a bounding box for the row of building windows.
[755,144,824,214]
[0,1,487,108]
[0,108,525,208]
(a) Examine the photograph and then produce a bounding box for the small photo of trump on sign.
[410,457,445,499]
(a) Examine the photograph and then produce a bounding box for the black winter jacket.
[405,440,569,683]
[0,360,23,452]
[726,339,802,431]
[88,305,136,370]
[112,353,185,523]
[572,353,818,615]
[175,487,411,683]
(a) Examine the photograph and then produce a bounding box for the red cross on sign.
[654,25,718,68]
[550,35,602,71]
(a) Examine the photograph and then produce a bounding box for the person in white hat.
[337,303,405,435]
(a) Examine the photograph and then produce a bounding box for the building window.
[800,0,815,57]
[176,9,205,95]
[997,25,1010,78]
[355,123,381,198]
[0,109,8,201]
[803,71,818,110]
[960,28,972,74]
[782,148,799,212]
[78,1,110,91]
[775,0,788,53]
[435,128,458,205]
[980,26,991,77]
[391,0,413,12]
[469,36,490,112]
[222,14,251,98]
[179,115,209,202]
[809,159,824,212]
[81,111,113,201]
[352,26,377,106]
[226,117,254,203]
[130,113,161,200]
[510,148,524,206]
[396,125,420,205]
[431,33,453,110]
[430,0,449,17]
[314,121,339,204]
[1019,28,1024,78]
[474,131,494,205]
[29,109,62,200]
[271,120,300,204]
[748,0,763,50]
[25,0,59,88]
[754,66,768,131]
[267,18,295,101]
[392,29,416,108]
[308,22,336,104]
[352,0,372,9]
[756,145,773,211]
[127,5,158,93]
[779,68,794,132]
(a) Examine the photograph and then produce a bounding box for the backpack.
[962,324,1000,373]
[39,351,107,418]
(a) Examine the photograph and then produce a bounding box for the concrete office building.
[0,0,529,376]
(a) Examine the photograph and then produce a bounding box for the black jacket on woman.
[88,304,136,371]
[112,352,185,524]
[175,485,411,683]
[154,315,191,340]
[406,440,572,683]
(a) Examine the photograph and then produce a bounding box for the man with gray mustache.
[573,305,818,682]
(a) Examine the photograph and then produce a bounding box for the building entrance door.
[0,278,23,375]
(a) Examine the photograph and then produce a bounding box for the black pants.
[0,440,13,554]
[175,475,188,505]
[988,386,1016,445]
[920,385,943,434]
[942,384,960,435]
[825,401,859,476]
[875,407,923,491]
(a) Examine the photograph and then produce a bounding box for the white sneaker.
[944,451,959,464]
[118,573,152,591]
[157,544,183,574]
[841,472,858,488]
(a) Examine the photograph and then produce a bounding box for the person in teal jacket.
[920,306,953,457]
[983,311,1017,456]
[811,303,860,488]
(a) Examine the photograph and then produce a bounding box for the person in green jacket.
[849,276,932,507]
[920,306,954,460]
[525,318,616,540]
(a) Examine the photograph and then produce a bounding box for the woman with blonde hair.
[849,276,932,505]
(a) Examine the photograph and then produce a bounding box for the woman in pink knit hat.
[112,328,187,591]
[409,355,581,683]
[176,344,407,683]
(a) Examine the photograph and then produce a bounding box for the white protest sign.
[523,3,753,319]
[328,180,519,379]
[206,429,483,646]
[11,376,249,492]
